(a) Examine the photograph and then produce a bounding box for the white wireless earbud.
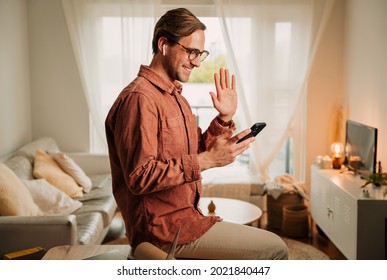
[162,45,166,56]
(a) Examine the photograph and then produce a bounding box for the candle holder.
[331,142,343,169]
[332,156,342,169]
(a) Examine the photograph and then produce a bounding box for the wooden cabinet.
[310,165,387,259]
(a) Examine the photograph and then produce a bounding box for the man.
[105,8,288,260]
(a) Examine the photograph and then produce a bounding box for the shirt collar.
[138,65,183,95]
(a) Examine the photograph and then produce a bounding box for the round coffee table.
[199,197,262,226]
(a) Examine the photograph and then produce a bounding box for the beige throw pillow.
[52,152,92,193]
[22,179,82,215]
[0,163,42,216]
[33,149,83,198]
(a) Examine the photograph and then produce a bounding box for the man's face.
[163,29,205,83]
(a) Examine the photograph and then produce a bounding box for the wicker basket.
[281,204,309,237]
[266,192,304,229]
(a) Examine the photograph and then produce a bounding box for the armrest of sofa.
[66,153,111,175]
[0,215,78,256]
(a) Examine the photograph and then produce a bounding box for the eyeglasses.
[169,39,209,62]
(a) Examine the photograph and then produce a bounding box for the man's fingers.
[214,73,221,94]
[218,129,253,143]
[225,69,230,88]
[209,92,219,108]
[220,68,226,89]
[231,74,236,90]
[218,129,233,139]
[232,129,255,155]
[233,129,252,143]
[214,68,234,91]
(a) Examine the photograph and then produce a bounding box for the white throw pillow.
[22,179,82,215]
[33,149,83,198]
[51,152,92,193]
[0,163,42,216]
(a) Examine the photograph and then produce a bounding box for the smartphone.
[236,122,266,143]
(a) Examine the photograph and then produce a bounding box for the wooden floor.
[260,211,347,260]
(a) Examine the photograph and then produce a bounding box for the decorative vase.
[207,200,216,213]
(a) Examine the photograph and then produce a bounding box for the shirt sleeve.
[198,117,236,153]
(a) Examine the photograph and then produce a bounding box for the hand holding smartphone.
[236,122,266,143]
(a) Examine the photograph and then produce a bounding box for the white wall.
[0,0,89,157]
[28,0,89,152]
[306,0,387,192]
[345,0,387,167]
[0,0,32,157]
[306,0,345,189]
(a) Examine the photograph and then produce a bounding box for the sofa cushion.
[75,212,104,245]
[91,173,112,190]
[74,173,116,227]
[22,179,83,215]
[33,149,83,198]
[74,195,117,227]
[15,137,60,162]
[3,137,60,180]
[0,163,42,216]
[51,152,92,193]
[78,174,112,202]
[4,154,33,180]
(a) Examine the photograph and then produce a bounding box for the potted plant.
[361,172,387,187]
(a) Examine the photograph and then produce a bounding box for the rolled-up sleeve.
[199,117,236,152]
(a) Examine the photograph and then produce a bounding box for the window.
[184,17,252,168]
[181,16,294,174]
[183,18,225,130]
[268,22,295,176]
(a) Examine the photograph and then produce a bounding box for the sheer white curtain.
[62,0,159,152]
[215,0,334,180]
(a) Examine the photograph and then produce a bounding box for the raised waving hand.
[209,68,237,122]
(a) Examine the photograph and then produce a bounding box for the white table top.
[199,197,262,225]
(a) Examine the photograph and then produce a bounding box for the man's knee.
[268,234,288,260]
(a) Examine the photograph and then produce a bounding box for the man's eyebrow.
[185,46,200,51]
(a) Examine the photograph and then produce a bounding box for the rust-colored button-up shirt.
[105,65,234,248]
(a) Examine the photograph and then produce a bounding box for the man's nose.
[190,56,201,67]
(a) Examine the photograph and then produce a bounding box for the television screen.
[344,120,378,178]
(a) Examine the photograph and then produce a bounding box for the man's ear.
[158,37,168,55]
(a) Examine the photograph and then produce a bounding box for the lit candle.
[331,142,343,169]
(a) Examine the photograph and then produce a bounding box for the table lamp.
[331,142,343,169]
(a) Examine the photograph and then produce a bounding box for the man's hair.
[152,8,206,54]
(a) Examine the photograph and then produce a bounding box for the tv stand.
[340,167,370,179]
[339,168,356,175]
[311,165,387,259]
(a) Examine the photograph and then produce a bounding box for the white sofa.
[0,137,118,257]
